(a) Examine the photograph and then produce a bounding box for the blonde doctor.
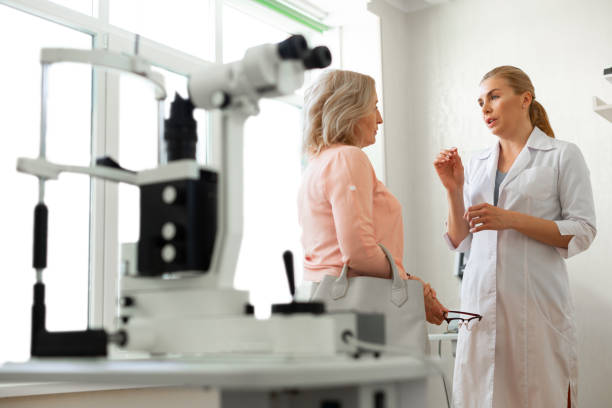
[434,66,596,408]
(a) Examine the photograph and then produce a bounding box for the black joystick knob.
[302,46,332,69]
[282,250,296,298]
[265,250,326,315]
[277,35,308,60]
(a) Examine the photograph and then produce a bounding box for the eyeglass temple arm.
[446,310,482,318]
[444,311,483,324]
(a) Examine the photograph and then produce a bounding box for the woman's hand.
[422,281,448,325]
[425,293,448,325]
[433,148,464,193]
[465,203,518,232]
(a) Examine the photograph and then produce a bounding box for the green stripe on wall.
[251,0,330,33]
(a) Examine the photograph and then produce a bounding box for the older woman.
[298,69,447,325]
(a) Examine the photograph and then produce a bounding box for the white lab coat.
[444,127,596,408]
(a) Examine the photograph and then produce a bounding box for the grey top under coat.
[494,170,507,206]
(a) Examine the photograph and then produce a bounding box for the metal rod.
[158,100,166,164]
[38,181,45,204]
[134,34,140,56]
[39,63,49,160]
[38,63,50,204]
[36,63,49,283]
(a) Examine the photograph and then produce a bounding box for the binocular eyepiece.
[188,34,332,111]
[277,35,332,69]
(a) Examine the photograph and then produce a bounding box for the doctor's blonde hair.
[481,66,555,138]
[303,70,376,155]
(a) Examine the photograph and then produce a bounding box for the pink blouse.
[298,144,407,282]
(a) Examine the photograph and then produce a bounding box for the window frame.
[3,0,221,331]
[3,0,337,332]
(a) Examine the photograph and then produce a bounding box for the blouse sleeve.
[554,143,597,258]
[324,147,390,278]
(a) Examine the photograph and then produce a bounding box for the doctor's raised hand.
[433,148,470,248]
[433,147,464,193]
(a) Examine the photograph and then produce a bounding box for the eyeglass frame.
[443,310,482,328]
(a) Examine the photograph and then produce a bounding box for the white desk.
[0,355,440,407]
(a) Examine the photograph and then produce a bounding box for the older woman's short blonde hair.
[303,70,376,155]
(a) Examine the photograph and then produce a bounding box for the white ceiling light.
[383,0,451,13]
[281,0,370,26]
[275,0,452,26]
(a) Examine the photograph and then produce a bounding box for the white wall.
[367,0,415,270]
[371,0,612,406]
[338,5,386,182]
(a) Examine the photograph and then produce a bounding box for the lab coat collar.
[477,146,495,160]
[478,127,554,204]
[525,126,556,151]
[498,127,555,199]
[477,126,554,160]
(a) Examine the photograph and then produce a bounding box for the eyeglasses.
[444,310,482,330]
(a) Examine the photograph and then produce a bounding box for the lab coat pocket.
[518,167,556,200]
[526,256,572,339]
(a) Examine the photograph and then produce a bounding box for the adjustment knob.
[161,222,177,240]
[119,296,135,307]
[162,186,178,204]
[161,244,176,263]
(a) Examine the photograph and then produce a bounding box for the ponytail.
[529,100,555,138]
[481,65,555,138]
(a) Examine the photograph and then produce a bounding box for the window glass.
[0,5,92,363]
[223,4,288,63]
[117,69,208,247]
[109,0,212,60]
[235,99,304,318]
